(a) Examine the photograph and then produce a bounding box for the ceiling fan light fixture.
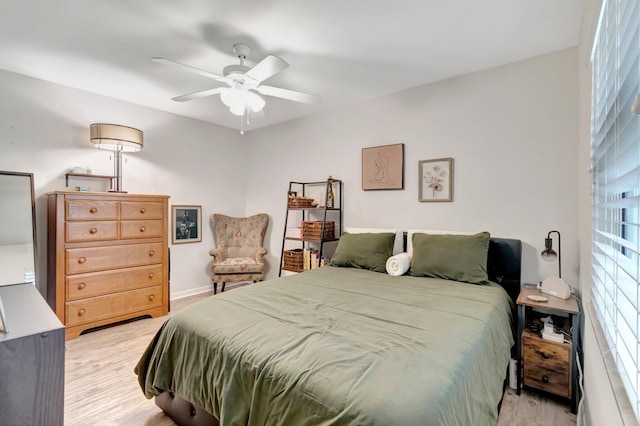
[229,102,246,116]
[219,87,238,108]
[247,92,265,113]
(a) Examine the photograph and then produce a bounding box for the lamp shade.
[90,123,143,152]
[541,238,558,261]
[541,230,561,278]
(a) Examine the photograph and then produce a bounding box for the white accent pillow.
[345,227,403,255]
[406,229,475,257]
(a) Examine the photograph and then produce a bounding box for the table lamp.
[90,123,143,193]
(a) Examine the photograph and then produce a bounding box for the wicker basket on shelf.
[288,196,315,208]
[283,249,304,271]
[300,221,335,240]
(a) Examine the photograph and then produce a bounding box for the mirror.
[0,171,36,286]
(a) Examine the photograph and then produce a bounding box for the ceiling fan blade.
[245,55,289,83]
[256,85,321,104]
[172,87,226,102]
[152,57,229,83]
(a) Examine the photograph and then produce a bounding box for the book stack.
[304,248,330,270]
[304,248,319,270]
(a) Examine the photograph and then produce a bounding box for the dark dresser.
[0,283,65,425]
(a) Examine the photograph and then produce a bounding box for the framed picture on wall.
[362,143,405,190]
[419,157,453,202]
[172,205,202,244]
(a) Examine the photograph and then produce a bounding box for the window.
[591,0,640,419]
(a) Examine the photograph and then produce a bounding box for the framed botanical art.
[419,158,453,202]
[172,205,202,244]
[362,143,404,190]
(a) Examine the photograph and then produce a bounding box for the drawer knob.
[140,226,147,232]
[78,283,86,290]
[89,207,97,214]
[140,208,146,214]
[78,308,86,316]
[149,250,155,257]
[542,375,549,384]
[148,294,155,301]
[542,352,550,359]
[89,227,98,234]
[148,273,155,279]
[78,257,87,264]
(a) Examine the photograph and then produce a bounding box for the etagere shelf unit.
[279,178,343,276]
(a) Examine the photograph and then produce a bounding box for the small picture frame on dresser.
[172,205,202,244]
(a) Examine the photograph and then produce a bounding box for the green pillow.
[330,232,395,273]
[409,232,491,284]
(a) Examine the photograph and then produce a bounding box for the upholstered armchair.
[209,213,269,294]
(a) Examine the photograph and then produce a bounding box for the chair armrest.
[209,248,225,263]
[252,247,268,262]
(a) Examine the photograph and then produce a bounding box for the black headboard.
[402,234,522,304]
[487,238,522,304]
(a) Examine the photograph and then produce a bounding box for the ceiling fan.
[153,44,321,122]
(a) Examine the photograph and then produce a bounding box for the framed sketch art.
[172,205,202,244]
[362,143,404,190]
[419,158,453,202]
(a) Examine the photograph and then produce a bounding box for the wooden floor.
[64,287,577,426]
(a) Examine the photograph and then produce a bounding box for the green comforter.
[135,266,514,426]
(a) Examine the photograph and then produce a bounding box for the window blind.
[591,0,640,419]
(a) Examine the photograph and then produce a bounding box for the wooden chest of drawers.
[47,191,170,339]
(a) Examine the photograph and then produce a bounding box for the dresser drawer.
[65,285,163,327]
[66,200,118,221]
[66,221,118,242]
[523,336,571,397]
[66,265,163,300]
[121,220,164,239]
[66,242,163,274]
[121,201,164,220]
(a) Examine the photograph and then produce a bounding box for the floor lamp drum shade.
[90,123,143,192]
[90,123,143,152]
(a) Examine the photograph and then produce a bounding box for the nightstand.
[516,286,580,413]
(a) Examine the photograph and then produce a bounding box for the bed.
[135,235,521,426]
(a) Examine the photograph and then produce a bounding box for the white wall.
[0,69,247,299]
[246,48,579,288]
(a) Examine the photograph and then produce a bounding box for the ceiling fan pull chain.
[240,114,245,135]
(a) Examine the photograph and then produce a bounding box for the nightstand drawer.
[523,336,571,398]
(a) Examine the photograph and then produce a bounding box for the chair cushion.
[212,257,264,274]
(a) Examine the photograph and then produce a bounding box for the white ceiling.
[0,0,583,133]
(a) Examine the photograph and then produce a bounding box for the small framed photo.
[172,205,202,244]
[419,158,453,202]
[362,143,404,190]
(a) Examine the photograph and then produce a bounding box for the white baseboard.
[170,285,213,301]
[170,281,253,301]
